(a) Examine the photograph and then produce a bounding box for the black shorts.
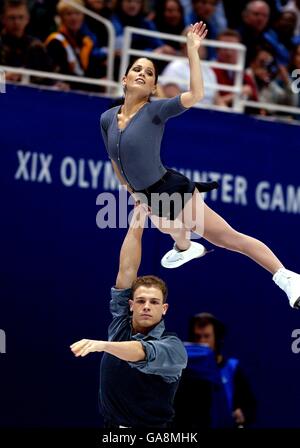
[135,168,218,220]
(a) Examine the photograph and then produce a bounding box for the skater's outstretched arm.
[181,22,208,109]
[115,204,148,290]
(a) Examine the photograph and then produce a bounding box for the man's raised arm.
[115,204,148,290]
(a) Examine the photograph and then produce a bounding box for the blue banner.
[1,85,300,427]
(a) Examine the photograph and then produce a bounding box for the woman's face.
[121,0,143,16]
[123,58,156,96]
[164,0,182,26]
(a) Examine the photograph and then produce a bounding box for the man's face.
[243,1,270,32]
[61,8,84,33]
[129,286,168,332]
[2,5,30,38]
[193,324,216,351]
[217,36,240,64]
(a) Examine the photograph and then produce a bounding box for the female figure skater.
[100,22,300,309]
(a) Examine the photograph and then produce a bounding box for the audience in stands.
[27,0,58,41]
[265,10,298,64]
[239,0,271,65]
[174,313,256,428]
[288,43,300,106]
[152,0,185,51]
[2,0,300,117]
[0,0,51,82]
[283,0,300,36]
[160,26,222,106]
[83,0,111,47]
[45,0,106,84]
[188,0,220,58]
[247,44,298,106]
[213,29,258,105]
[111,0,175,55]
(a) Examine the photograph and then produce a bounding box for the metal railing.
[1,14,300,120]
[64,0,116,92]
[0,1,119,93]
[119,26,246,112]
[241,100,300,116]
[0,65,118,91]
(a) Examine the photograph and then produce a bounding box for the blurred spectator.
[174,340,231,428]
[283,0,300,35]
[84,0,111,47]
[188,0,219,57]
[188,0,227,60]
[211,0,228,36]
[45,0,106,83]
[240,0,271,64]
[179,1,228,37]
[247,44,298,106]
[213,29,258,106]
[27,0,58,41]
[289,41,300,69]
[111,0,176,54]
[223,0,283,30]
[160,27,223,105]
[176,0,193,23]
[222,0,247,29]
[152,0,185,51]
[0,0,52,82]
[265,10,298,64]
[187,313,256,427]
[288,43,300,106]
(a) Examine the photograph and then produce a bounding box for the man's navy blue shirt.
[99,287,187,427]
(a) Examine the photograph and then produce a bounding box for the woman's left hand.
[186,21,208,51]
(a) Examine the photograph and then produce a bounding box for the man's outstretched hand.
[70,339,105,357]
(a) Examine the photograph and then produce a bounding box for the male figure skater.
[71,205,187,427]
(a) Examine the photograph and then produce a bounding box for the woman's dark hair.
[124,57,159,84]
[188,312,226,353]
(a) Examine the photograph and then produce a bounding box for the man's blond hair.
[57,0,84,15]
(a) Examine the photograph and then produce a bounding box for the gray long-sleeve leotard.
[100,95,188,191]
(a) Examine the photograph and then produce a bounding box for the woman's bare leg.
[149,214,191,251]
[183,191,283,274]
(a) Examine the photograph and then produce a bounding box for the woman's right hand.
[186,22,208,52]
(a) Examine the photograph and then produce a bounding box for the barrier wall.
[1,85,300,427]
